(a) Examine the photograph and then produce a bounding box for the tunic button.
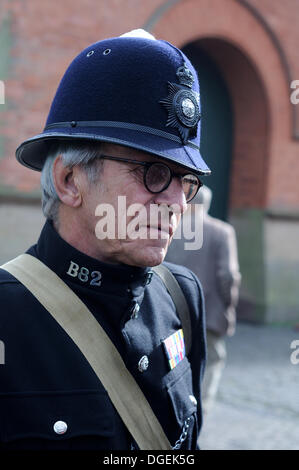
[53,420,68,435]
[138,355,149,372]
[131,302,140,319]
[189,395,197,406]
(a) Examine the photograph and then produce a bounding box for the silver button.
[138,355,149,372]
[53,420,68,435]
[131,303,140,319]
[189,395,197,406]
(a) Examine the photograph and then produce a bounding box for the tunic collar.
[27,220,151,298]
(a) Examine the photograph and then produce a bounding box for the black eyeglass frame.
[100,154,202,202]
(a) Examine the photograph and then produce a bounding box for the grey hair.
[41,140,103,225]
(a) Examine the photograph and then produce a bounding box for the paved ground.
[198,323,299,450]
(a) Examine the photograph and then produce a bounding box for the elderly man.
[0,30,210,450]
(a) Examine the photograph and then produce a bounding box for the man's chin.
[124,245,168,268]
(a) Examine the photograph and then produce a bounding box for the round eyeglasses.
[100,155,203,203]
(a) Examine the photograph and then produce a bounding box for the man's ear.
[53,155,83,208]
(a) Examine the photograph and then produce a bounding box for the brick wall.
[151,0,299,211]
[0,0,161,194]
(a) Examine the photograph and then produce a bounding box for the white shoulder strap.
[1,254,172,450]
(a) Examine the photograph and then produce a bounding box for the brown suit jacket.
[166,213,241,337]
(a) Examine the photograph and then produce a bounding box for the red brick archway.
[183,37,270,212]
[149,0,291,212]
[148,0,293,322]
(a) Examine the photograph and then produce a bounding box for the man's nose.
[154,177,188,215]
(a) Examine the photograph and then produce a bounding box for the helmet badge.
[160,63,201,144]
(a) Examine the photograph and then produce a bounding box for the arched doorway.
[145,0,293,323]
[183,43,233,221]
[182,38,270,322]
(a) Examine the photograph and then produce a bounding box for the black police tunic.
[0,220,206,450]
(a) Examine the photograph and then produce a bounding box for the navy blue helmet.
[16,29,210,176]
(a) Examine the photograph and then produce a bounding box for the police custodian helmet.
[16,29,211,176]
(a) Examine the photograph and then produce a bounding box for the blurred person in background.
[166,185,241,413]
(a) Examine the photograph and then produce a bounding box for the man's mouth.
[146,225,174,237]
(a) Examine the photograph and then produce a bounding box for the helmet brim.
[16,125,211,176]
